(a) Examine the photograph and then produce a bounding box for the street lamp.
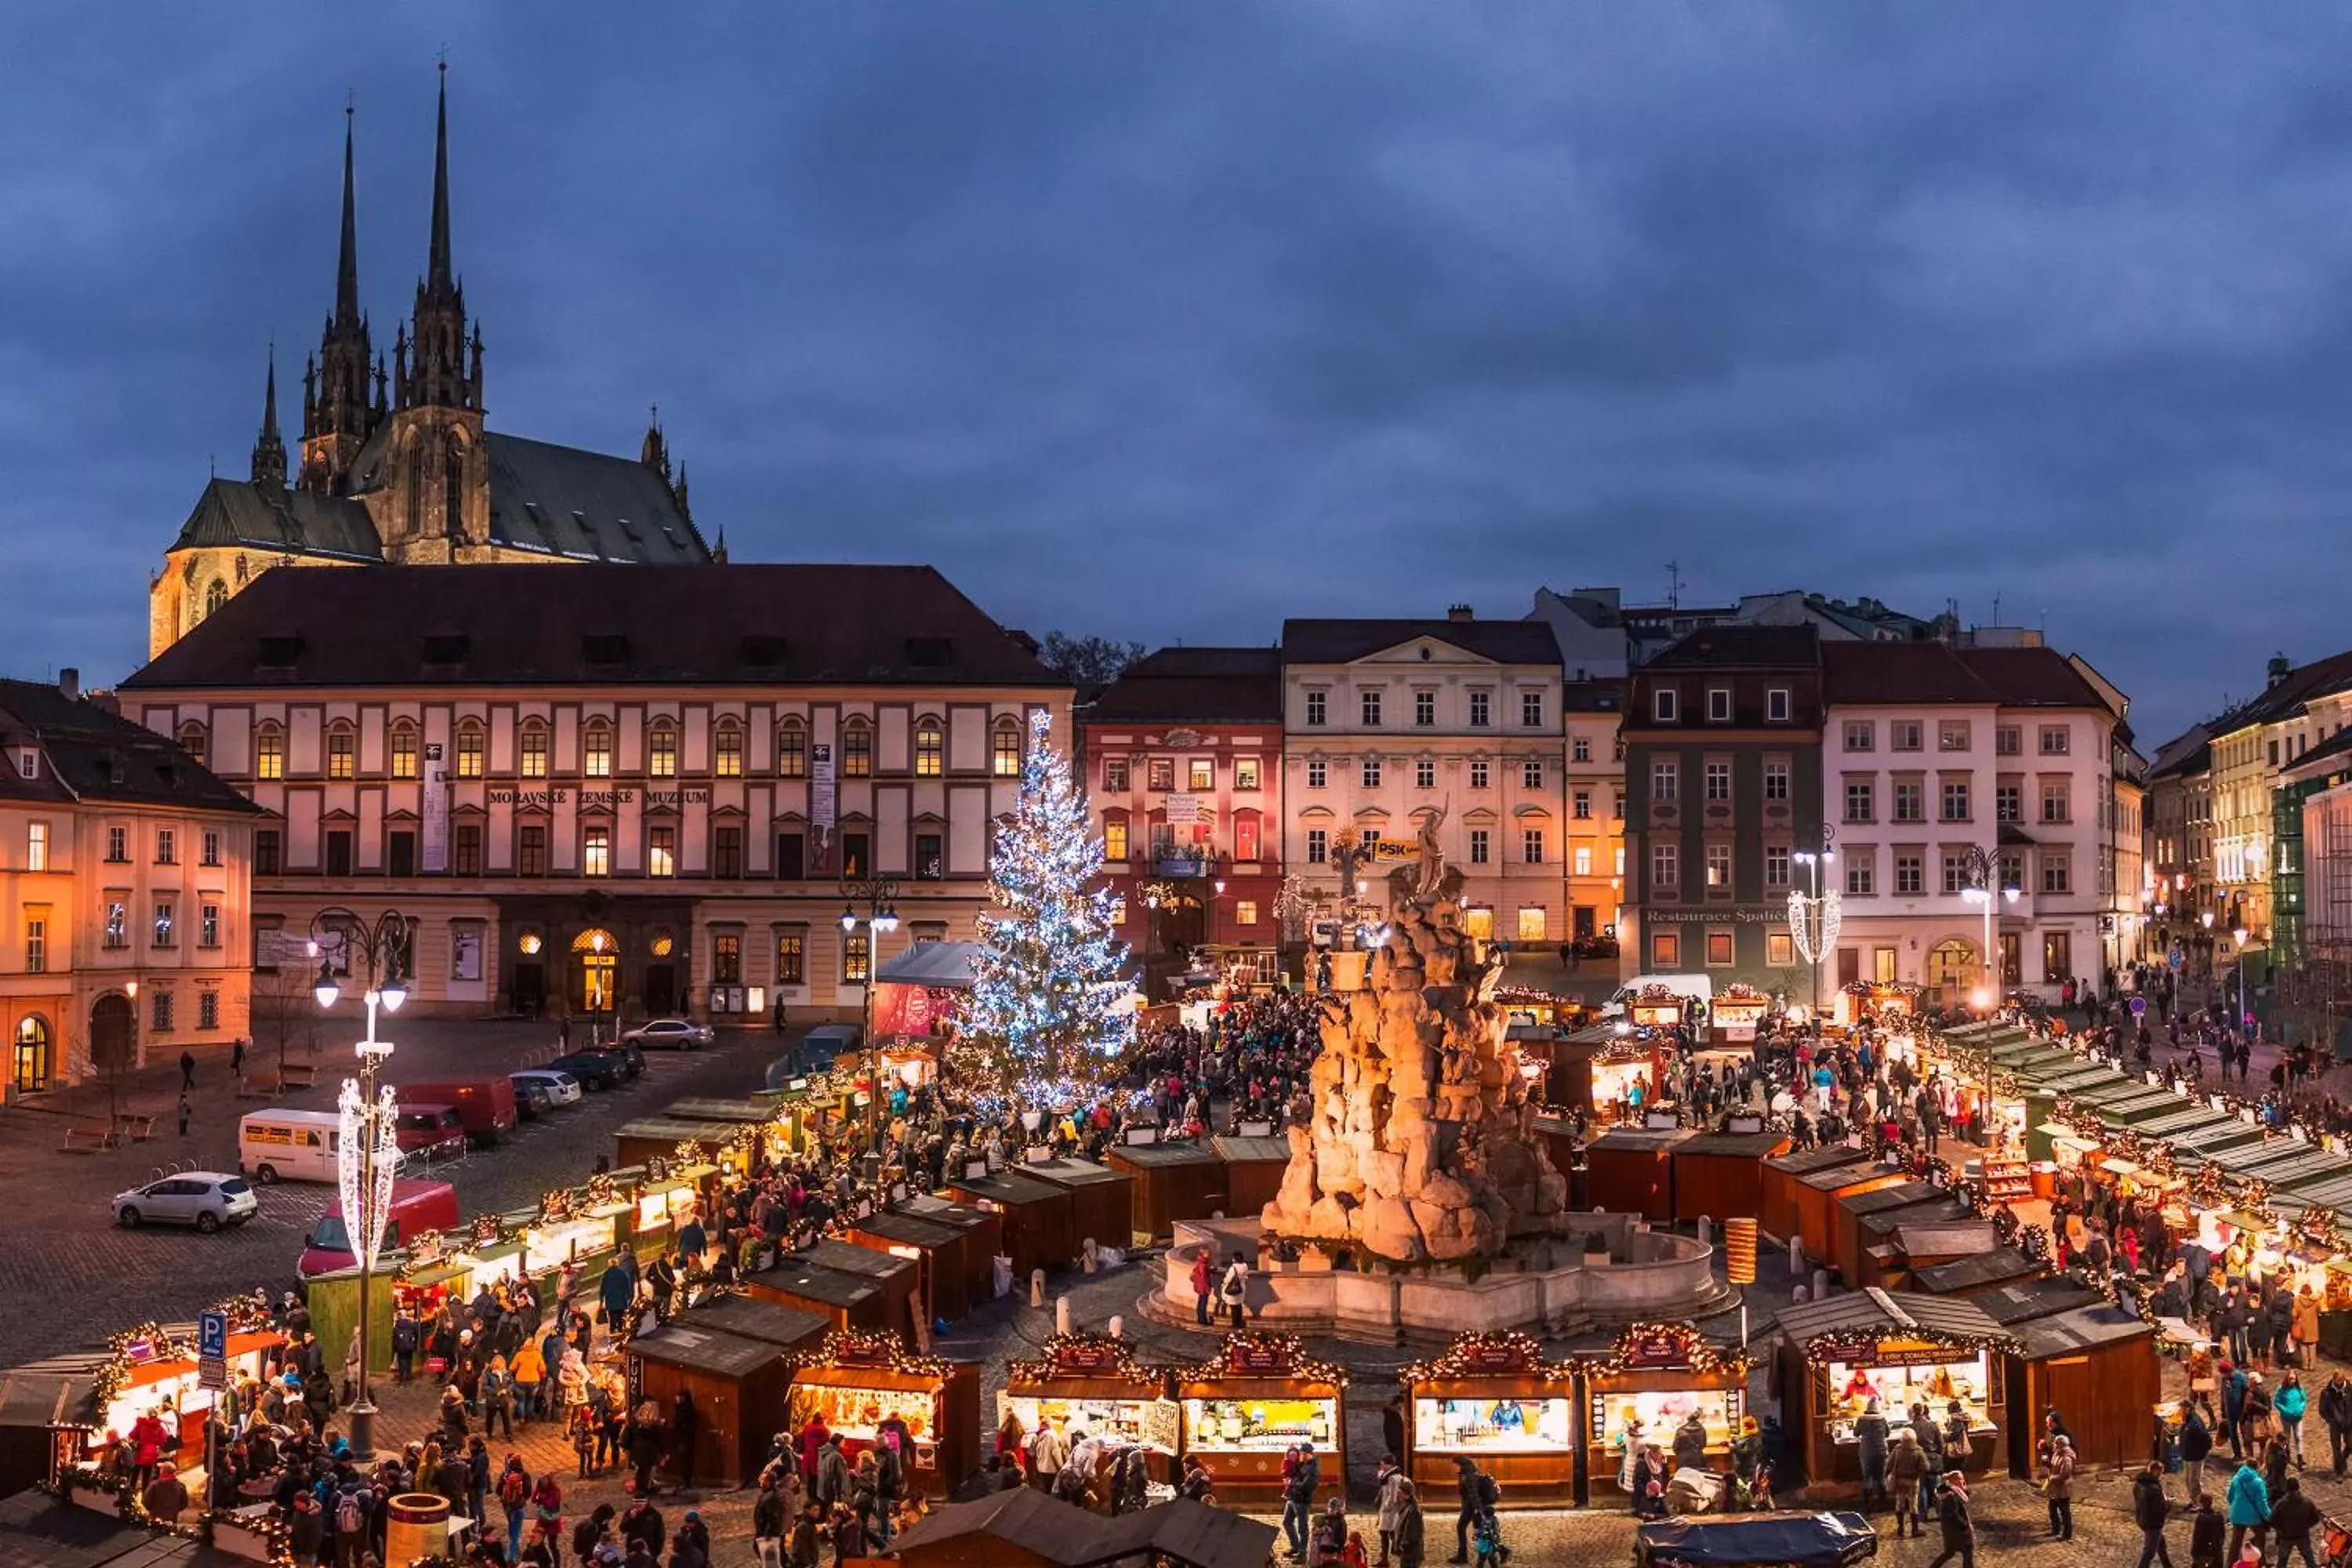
[309,907,410,1463]
[840,877,901,1159]
[1955,848,2020,1151]
[1788,828,1838,1024]
[2234,925,2251,1031]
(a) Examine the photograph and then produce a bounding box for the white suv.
[114,1173,259,1233]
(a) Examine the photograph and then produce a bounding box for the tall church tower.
[298,107,382,494]
[382,64,488,563]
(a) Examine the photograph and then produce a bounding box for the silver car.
[623,1018,714,1050]
[510,1068,584,1108]
[114,1172,259,1233]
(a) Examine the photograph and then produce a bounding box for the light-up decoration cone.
[955,710,1132,1106]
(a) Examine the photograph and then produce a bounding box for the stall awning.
[1772,1285,2016,1349]
[874,941,982,990]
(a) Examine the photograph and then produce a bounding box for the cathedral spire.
[335,102,361,327]
[426,61,453,295]
[251,347,288,492]
[301,100,379,492]
[398,61,480,413]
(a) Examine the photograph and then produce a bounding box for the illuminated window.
[1767,931,1795,967]
[583,721,613,779]
[1574,844,1593,877]
[520,725,550,779]
[456,723,484,779]
[775,931,805,985]
[1104,757,1129,791]
[25,821,47,871]
[1705,844,1730,887]
[844,931,871,985]
[1104,819,1129,861]
[1652,932,1681,967]
[582,825,610,877]
[1515,906,1547,942]
[1234,757,1260,790]
[843,722,873,778]
[912,719,946,778]
[1236,900,1259,926]
[775,723,804,779]
[1705,930,1734,966]
[1189,757,1214,791]
[648,824,676,878]
[390,724,419,779]
[648,723,678,778]
[994,719,1023,777]
[327,728,355,779]
[714,723,744,778]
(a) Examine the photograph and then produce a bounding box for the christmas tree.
[956,709,1133,1103]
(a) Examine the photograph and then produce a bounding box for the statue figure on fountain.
[1261,824,1570,1263]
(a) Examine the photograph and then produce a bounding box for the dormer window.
[15,748,34,780]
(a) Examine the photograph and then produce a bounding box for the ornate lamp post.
[309,907,410,1462]
[1956,847,2020,1151]
[1788,827,1838,1023]
[840,877,900,1158]
[2233,925,2252,1031]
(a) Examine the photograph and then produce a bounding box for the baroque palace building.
[122,563,1069,1024]
[151,71,713,659]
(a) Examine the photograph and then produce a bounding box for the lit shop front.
[69,1312,285,1472]
[1578,1324,1749,1502]
[1711,983,1773,1044]
[1773,1292,2014,1493]
[1400,1333,1577,1506]
[1836,981,1922,1030]
[1175,1333,1347,1508]
[782,1329,980,1500]
[1003,1334,1180,1486]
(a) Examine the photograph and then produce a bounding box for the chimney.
[1446,604,1474,622]
[57,667,78,702]
[2268,654,2292,688]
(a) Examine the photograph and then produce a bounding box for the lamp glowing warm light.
[1972,987,1991,1009]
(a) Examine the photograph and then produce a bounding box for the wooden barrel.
[387,1492,452,1566]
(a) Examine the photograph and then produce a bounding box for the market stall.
[742,1248,900,1332]
[1832,1181,1948,1289]
[1585,1128,1697,1222]
[1761,1147,1873,1247]
[1578,1323,1751,1505]
[628,1314,808,1488]
[844,1210,975,1326]
[1019,1156,1138,1257]
[623,1169,717,1260]
[66,1315,285,1473]
[1773,1290,2014,1495]
[1624,983,1694,1031]
[1794,1161,1909,1275]
[782,1329,981,1500]
[1210,1135,1294,1224]
[1970,1277,2105,1332]
[944,1168,1075,1287]
[1864,1217,1993,1293]
[898,1193,1008,1315]
[1174,1332,1348,1509]
[1399,1332,1578,1507]
[1912,1246,2045,1298]
[613,1119,751,1176]
[1106,1140,1229,1239]
[1671,1131,1792,1226]
[1836,980,1922,1030]
[1002,1333,1181,1486]
[1709,983,1773,1046]
[2004,1304,2161,1473]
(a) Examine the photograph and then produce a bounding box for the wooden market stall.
[2004,1304,2161,1474]
[1709,982,1773,1045]
[63,1316,287,1475]
[686,1293,832,1356]
[613,1117,752,1176]
[1832,1181,1947,1288]
[1970,1278,2105,1334]
[782,1329,981,1501]
[1174,1332,1347,1509]
[1020,1156,1138,1256]
[1912,1245,2045,1299]
[1793,1160,1908,1274]
[1761,1146,1871,1245]
[1577,1323,1751,1506]
[1671,1131,1792,1225]
[1836,980,1922,1030]
[844,1210,976,1326]
[1860,1215,1991,1292]
[902,1192,1009,1312]
[1106,1139,1229,1240]
[628,1315,805,1490]
[1772,1290,2016,1497]
[1585,1128,1697,1222]
[944,1168,1075,1287]
[742,1247,904,1333]
[1399,1333,1578,1508]
[1211,1135,1294,1223]
[1003,1333,1181,1484]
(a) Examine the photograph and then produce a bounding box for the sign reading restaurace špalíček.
[1646,906,1790,924]
[485,786,715,808]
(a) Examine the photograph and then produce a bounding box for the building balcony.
[1151,852,1214,879]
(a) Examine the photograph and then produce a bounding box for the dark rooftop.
[125,564,1066,691]
[0,678,263,815]
[1646,623,1820,669]
[1085,646,1283,726]
[1281,617,1563,666]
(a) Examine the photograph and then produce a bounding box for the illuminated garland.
[1573,1322,1752,1380]
[89,1322,193,1410]
[1007,1331,1175,1392]
[1804,1325,2017,1366]
[53,1467,297,1568]
[1400,1330,1577,1387]
[586,1171,618,1207]
[784,1327,956,1381]
[1181,1330,1348,1388]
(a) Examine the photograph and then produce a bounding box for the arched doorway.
[644,930,678,1018]
[89,993,135,1077]
[1150,893,1207,962]
[573,929,619,1015]
[1926,938,1978,1001]
[13,1016,50,1093]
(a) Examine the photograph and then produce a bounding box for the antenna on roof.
[1665,560,1682,610]
[1991,593,2000,626]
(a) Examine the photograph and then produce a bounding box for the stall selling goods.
[1399,1332,1577,1507]
[1174,1332,1347,1508]
[67,1312,285,1474]
[1210,1135,1294,1223]
[1585,1128,1697,1222]
[1773,1289,2015,1495]
[1019,1156,1138,1258]
[943,1168,1074,1287]
[625,1170,713,1259]
[1672,1131,1792,1226]
[1711,983,1773,1045]
[1106,1140,1229,1240]
[1578,1323,1751,1505]
[1911,1246,2044,1298]
[613,1119,750,1176]
[1838,980,1922,1030]
[1003,1333,1181,1486]
[782,1329,980,1500]
[2004,1304,2162,1472]
[1761,1148,1871,1246]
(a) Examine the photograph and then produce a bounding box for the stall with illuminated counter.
[1773,1290,2015,1494]
[613,1120,753,1180]
[1835,980,1922,1030]
[64,1314,285,1475]
[1004,1334,1181,1485]
[1399,1333,1578,1507]
[944,1167,1074,1287]
[1577,1323,1751,1505]
[1708,983,1773,1046]
[1174,1333,1347,1508]
[622,1166,716,1259]
[782,1329,979,1500]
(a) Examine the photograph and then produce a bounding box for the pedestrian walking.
[1926,1471,1973,1568]
[2225,1454,2270,1565]
[2180,1400,2214,1508]
[2271,1475,2322,1568]
[230,1036,245,1094]
[2190,1493,2224,1568]
[2320,1373,2352,1476]
[2132,1460,2176,1568]
[1391,1478,1424,1568]
[180,1050,196,1089]
[177,1091,191,1138]
[2042,1432,2075,1541]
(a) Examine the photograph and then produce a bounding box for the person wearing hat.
[1889,1429,1926,1538]
[142,1461,189,1526]
[1926,1470,1973,1568]
[1856,1398,1891,1511]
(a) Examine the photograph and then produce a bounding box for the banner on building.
[421,742,449,873]
[810,739,837,875]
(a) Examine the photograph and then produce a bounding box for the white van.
[1600,973,1717,1021]
[238,1109,343,1184]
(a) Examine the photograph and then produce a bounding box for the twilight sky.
[2,3,2347,743]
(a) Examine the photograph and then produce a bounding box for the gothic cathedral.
[151,68,716,658]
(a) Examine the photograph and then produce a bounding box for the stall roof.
[2275,1173,2352,1208]
[744,1258,880,1312]
[851,1210,964,1248]
[2202,1139,2302,1176]
[2134,1107,2237,1138]
[1971,1278,2107,1327]
[947,1168,1070,1206]
[1633,1511,1879,1568]
[873,940,982,990]
[1889,1218,1996,1255]
[630,1321,778,1379]
[1911,1246,2042,1294]
[659,1097,775,1124]
[2229,1148,2342,1189]
[887,1488,1277,1568]
[1798,1160,1901,1194]
[614,1117,739,1146]
[2103,1092,2203,1124]
[1772,1286,2013,1345]
[683,1295,831,1352]
[1106,1139,1222,1169]
[0,1490,251,1568]
[1679,1131,1794,1159]
[1766,1145,1875,1178]
[1838,1181,1945,1221]
[2013,1304,2158,1357]
[1210,1135,1294,1165]
[1857,1200,1969,1243]
[1089,1496,1285,1568]
[1587,1127,1700,1154]
[899,1193,1000,1235]
[2166,1122,2267,1157]
[1022,1156,1131,1189]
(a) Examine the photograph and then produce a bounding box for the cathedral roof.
[168,477,383,561]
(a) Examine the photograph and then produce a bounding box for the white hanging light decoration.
[1787,888,1842,965]
[336,1076,401,1274]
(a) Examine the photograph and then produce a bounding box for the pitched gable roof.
[1281,619,1560,666]
[168,478,383,561]
[0,680,261,815]
[1086,647,1282,725]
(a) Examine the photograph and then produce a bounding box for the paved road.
[0,1018,783,1362]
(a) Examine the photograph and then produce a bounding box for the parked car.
[623,1018,714,1050]
[393,1103,468,1163]
[511,1068,583,1109]
[510,1076,554,1119]
[300,1179,460,1279]
[114,1172,258,1233]
[547,1051,631,1091]
[397,1076,518,1145]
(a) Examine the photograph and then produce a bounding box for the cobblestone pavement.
[0,1018,782,1361]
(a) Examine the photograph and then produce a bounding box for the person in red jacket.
[797,1414,830,1487]
[127,1410,172,1495]
[1191,1250,1214,1326]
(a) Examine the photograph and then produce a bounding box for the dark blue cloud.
[2,2,2350,740]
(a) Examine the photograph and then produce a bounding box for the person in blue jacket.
[2225,1454,2270,1566]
